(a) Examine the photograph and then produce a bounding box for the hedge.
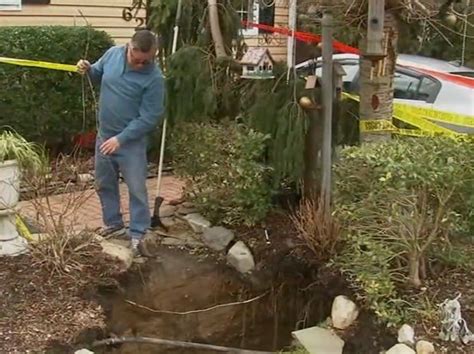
[0,26,114,152]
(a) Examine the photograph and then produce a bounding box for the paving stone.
[202,226,235,251]
[183,213,211,233]
[292,326,344,354]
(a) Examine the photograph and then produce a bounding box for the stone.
[202,226,235,251]
[77,173,94,184]
[74,350,94,354]
[398,324,415,345]
[162,231,202,247]
[159,205,177,218]
[331,295,359,330]
[183,213,211,233]
[292,326,344,354]
[416,340,435,354]
[386,343,416,354]
[100,240,133,270]
[177,205,198,215]
[227,241,255,274]
[161,217,177,228]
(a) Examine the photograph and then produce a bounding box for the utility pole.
[321,7,333,212]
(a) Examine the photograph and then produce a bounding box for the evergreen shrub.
[0,26,114,151]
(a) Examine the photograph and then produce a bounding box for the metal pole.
[156,0,182,197]
[287,0,297,69]
[321,9,333,211]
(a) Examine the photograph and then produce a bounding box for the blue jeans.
[95,137,150,240]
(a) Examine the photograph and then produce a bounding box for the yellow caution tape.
[0,56,78,73]
[15,214,33,242]
[359,119,397,133]
[342,92,472,137]
[408,105,474,129]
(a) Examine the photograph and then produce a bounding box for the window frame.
[237,1,276,37]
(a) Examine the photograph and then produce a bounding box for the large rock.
[183,213,211,233]
[100,240,133,270]
[177,205,197,216]
[202,226,235,251]
[331,295,359,329]
[386,343,416,354]
[416,340,435,354]
[159,205,177,218]
[292,326,344,354]
[398,324,415,345]
[227,241,255,274]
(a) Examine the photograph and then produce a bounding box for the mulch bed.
[0,244,122,353]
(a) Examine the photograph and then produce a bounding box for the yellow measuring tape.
[0,56,78,73]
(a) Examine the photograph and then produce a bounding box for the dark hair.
[131,29,157,52]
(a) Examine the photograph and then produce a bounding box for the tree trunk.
[359,11,399,142]
[208,0,227,58]
[408,251,422,288]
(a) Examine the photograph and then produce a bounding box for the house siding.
[0,0,144,44]
[243,1,289,63]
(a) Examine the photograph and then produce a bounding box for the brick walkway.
[18,175,185,231]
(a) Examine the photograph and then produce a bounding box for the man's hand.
[76,59,91,75]
[100,137,120,155]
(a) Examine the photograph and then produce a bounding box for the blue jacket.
[89,45,165,145]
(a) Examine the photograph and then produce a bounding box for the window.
[237,1,275,37]
[394,73,421,100]
[394,71,440,102]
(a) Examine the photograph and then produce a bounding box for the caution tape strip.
[342,92,472,137]
[16,215,33,241]
[0,56,78,73]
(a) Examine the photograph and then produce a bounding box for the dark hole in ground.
[74,247,395,354]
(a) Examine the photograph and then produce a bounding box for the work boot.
[131,238,154,258]
[95,225,127,240]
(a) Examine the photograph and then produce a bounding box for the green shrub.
[333,136,474,326]
[0,26,114,151]
[169,121,273,226]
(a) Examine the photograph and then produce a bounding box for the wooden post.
[359,0,399,143]
[366,0,385,58]
[321,8,333,212]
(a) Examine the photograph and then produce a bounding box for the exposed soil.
[0,242,122,353]
[2,209,473,354]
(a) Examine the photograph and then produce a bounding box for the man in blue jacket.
[77,30,165,256]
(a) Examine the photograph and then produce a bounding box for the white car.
[297,54,474,134]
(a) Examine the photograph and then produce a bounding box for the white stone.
[398,324,415,345]
[202,226,235,251]
[74,349,95,354]
[77,173,94,184]
[331,295,359,329]
[227,241,255,274]
[159,205,177,218]
[386,343,416,354]
[292,326,344,354]
[100,240,133,270]
[183,213,211,233]
[416,340,435,354]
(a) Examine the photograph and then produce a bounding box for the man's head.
[127,30,158,69]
